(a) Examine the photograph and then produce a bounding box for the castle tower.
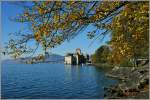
[76,48,81,55]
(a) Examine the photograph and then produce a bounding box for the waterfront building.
[64,48,89,65]
[64,53,74,64]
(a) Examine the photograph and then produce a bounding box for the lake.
[1,61,117,99]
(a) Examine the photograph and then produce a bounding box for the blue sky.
[1,1,110,59]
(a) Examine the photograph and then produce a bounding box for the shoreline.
[104,64,149,99]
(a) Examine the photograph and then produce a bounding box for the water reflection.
[64,64,82,81]
[64,64,118,98]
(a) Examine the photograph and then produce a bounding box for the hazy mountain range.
[2,54,64,64]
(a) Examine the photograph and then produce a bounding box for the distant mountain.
[2,54,64,64]
[45,54,64,62]
[2,58,22,64]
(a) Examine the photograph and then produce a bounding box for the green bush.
[120,59,134,67]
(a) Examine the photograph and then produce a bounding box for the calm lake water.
[2,61,117,99]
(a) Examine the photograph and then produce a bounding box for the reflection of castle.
[64,48,90,65]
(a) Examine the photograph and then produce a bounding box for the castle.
[64,48,90,65]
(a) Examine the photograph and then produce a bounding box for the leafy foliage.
[107,2,149,64]
[91,45,110,63]
[3,1,148,63]
[119,59,134,67]
[4,33,33,59]
[90,1,149,65]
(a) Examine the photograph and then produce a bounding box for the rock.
[112,66,119,71]
[118,91,124,97]
[104,64,149,99]
[131,67,136,71]
[134,91,149,99]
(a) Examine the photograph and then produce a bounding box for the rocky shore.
[104,64,149,99]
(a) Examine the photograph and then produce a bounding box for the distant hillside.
[45,54,64,62]
[2,54,64,64]
[2,58,22,64]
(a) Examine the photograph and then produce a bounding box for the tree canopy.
[3,1,149,64]
[91,45,110,63]
[106,2,149,64]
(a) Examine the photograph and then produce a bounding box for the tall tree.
[88,1,149,65]
[91,45,110,63]
[107,2,149,65]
